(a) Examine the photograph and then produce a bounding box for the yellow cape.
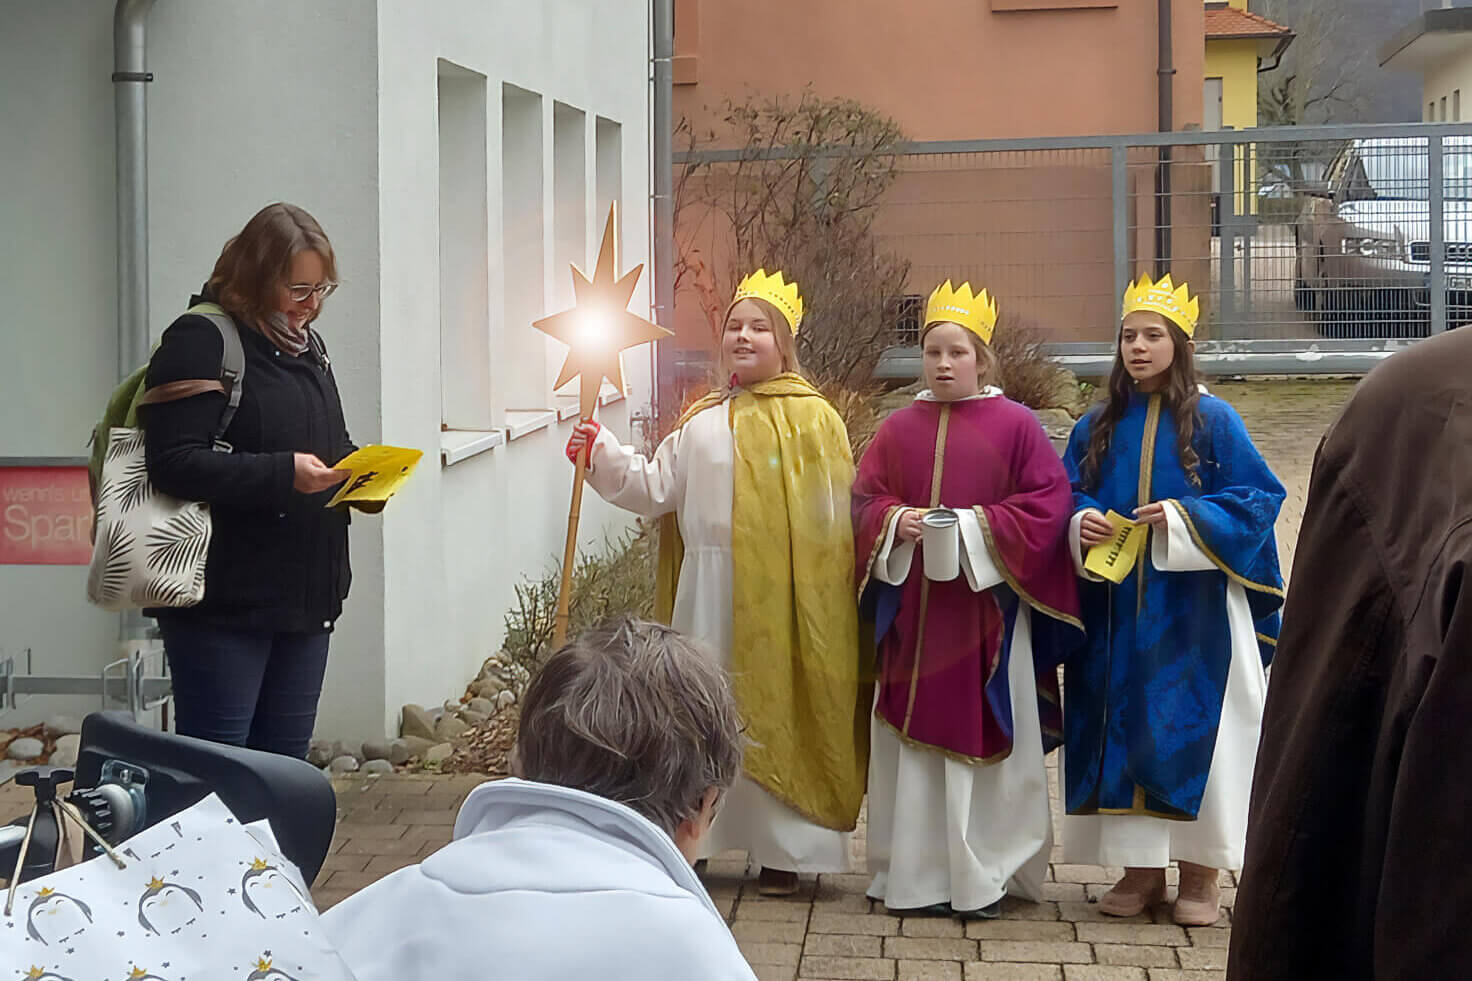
[656,374,870,831]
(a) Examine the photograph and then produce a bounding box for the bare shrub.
[992,314,1078,412]
[677,91,911,391]
[502,530,656,674]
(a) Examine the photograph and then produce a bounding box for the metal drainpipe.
[114,0,157,380]
[1154,0,1174,276]
[113,0,157,648]
[652,0,675,432]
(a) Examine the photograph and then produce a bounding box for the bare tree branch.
[676,92,911,389]
[1254,0,1375,125]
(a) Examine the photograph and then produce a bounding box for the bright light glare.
[574,310,611,349]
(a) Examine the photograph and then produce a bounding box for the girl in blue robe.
[1059,275,1285,927]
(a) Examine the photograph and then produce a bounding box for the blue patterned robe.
[1061,391,1285,820]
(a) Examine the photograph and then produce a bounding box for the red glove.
[565,420,601,465]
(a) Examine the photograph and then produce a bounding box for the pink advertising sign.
[0,466,94,565]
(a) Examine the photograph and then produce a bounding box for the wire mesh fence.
[677,122,1471,376]
[876,127,1472,352]
[1254,134,1472,341]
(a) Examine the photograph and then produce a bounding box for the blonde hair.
[921,321,999,388]
[719,296,802,380]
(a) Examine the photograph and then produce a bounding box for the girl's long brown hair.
[1079,322,1202,492]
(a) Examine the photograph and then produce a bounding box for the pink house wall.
[672,0,1210,351]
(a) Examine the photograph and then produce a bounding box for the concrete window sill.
[440,429,506,466]
[504,409,559,441]
[554,388,627,422]
[990,0,1116,10]
[507,388,627,442]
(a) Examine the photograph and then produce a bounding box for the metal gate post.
[1430,134,1447,334]
[1113,143,1130,311]
[1218,144,1238,337]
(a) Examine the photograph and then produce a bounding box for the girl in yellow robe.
[565,270,869,896]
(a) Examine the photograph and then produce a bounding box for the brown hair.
[516,617,743,836]
[718,296,802,381]
[920,321,999,388]
[1080,319,1202,492]
[207,203,337,326]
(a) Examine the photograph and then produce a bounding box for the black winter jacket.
[140,292,355,633]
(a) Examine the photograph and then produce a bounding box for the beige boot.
[1098,867,1166,917]
[1173,862,1222,926]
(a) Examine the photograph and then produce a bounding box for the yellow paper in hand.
[326,445,424,508]
[1083,510,1148,584]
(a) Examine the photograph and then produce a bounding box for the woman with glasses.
[139,202,364,759]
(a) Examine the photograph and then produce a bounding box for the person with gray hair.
[321,617,756,979]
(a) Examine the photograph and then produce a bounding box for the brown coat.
[1229,329,1472,980]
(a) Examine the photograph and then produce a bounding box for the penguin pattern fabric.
[0,794,354,981]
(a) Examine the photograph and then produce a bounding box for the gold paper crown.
[129,970,148,980]
[924,280,999,346]
[254,958,273,972]
[731,269,803,334]
[146,877,164,890]
[1121,273,1199,338]
[27,968,45,980]
[36,887,53,898]
[250,858,270,871]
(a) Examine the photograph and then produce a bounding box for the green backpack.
[87,302,247,512]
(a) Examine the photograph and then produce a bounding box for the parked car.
[1295,136,1472,337]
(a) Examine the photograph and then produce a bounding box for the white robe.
[585,406,851,873]
[1062,504,1268,870]
[863,388,1054,912]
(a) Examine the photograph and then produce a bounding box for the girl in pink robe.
[852,282,1081,919]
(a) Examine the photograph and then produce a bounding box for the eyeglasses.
[285,282,338,303]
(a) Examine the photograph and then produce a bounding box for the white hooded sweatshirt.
[321,778,756,980]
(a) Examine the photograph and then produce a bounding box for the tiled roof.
[1205,6,1294,40]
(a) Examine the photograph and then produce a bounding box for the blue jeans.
[158,619,331,760]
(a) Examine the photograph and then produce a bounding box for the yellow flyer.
[1084,510,1148,584]
[326,444,424,508]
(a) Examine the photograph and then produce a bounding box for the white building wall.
[144,0,386,739]
[0,0,654,739]
[1422,50,1472,121]
[371,0,653,740]
[0,0,119,724]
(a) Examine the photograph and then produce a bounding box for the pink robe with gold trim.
[853,394,1081,763]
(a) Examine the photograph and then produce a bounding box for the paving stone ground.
[1,379,1357,979]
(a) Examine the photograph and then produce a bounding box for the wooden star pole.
[534,204,672,648]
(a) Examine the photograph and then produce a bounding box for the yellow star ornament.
[533,203,672,419]
[532,203,671,648]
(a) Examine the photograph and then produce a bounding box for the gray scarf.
[259,311,311,357]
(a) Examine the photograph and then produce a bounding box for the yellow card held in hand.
[1084,510,1148,584]
[326,445,424,508]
